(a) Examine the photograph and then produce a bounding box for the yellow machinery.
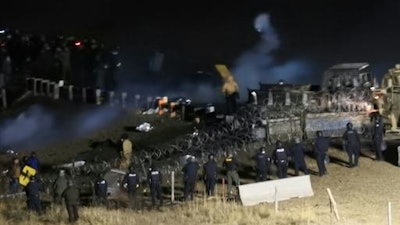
[372,64,400,131]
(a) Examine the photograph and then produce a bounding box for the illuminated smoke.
[0,105,122,151]
[232,13,312,96]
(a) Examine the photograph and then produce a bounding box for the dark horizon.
[1,0,399,93]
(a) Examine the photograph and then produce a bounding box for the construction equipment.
[372,64,400,132]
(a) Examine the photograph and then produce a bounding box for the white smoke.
[0,105,122,151]
[232,13,312,97]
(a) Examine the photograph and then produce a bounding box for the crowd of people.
[2,111,386,223]
[0,28,121,91]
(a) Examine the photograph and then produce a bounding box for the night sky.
[1,0,400,96]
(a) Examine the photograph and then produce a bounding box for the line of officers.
[94,114,385,204]
[178,113,386,199]
[25,115,385,219]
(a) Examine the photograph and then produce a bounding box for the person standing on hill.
[222,150,240,197]
[148,164,163,207]
[342,122,361,167]
[289,137,309,176]
[221,76,239,115]
[25,175,43,215]
[94,173,108,206]
[62,180,80,223]
[182,156,199,201]
[371,112,385,161]
[8,157,21,194]
[252,147,271,181]
[53,170,68,205]
[313,131,330,176]
[203,154,218,197]
[26,151,40,172]
[122,166,140,209]
[120,133,133,170]
[272,141,289,179]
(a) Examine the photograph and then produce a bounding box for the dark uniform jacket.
[253,152,271,171]
[94,178,108,197]
[203,160,218,180]
[223,156,239,171]
[182,161,199,182]
[123,172,140,192]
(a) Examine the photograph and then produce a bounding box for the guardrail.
[25,77,153,109]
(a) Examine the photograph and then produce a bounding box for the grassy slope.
[1,98,400,224]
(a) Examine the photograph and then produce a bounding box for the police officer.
[342,122,361,167]
[290,137,309,176]
[314,131,330,176]
[94,173,108,206]
[53,169,68,204]
[182,156,199,201]
[371,112,384,161]
[25,175,42,215]
[223,150,240,197]
[272,140,289,179]
[148,164,163,207]
[252,147,271,181]
[62,180,80,223]
[123,166,140,209]
[203,154,218,196]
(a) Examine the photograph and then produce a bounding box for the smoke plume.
[232,13,312,96]
[0,105,122,152]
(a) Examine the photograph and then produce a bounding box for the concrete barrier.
[238,175,314,206]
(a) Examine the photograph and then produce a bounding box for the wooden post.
[53,83,60,100]
[285,91,291,106]
[82,88,87,103]
[39,79,44,95]
[68,85,74,101]
[135,94,140,108]
[251,91,257,105]
[95,89,102,105]
[109,91,115,107]
[274,186,278,212]
[1,89,7,109]
[268,90,273,106]
[302,92,308,107]
[147,96,153,110]
[25,77,32,91]
[33,78,39,96]
[388,202,392,225]
[42,80,50,96]
[171,171,175,203]
[397,146,400,167]
[222,178,225,199]
[121,92,127,109]
[326,188,340,220]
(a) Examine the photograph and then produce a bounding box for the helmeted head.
[120,133,128,141]
[59,169,66,176]
[259,147,266,154]
[67,180,74,187]
[346,122,353,130]
[208,154,214,160]
[276,140,282,148]
[30,175,37,182]
[316,131,323,137]
[149,164,157,171]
